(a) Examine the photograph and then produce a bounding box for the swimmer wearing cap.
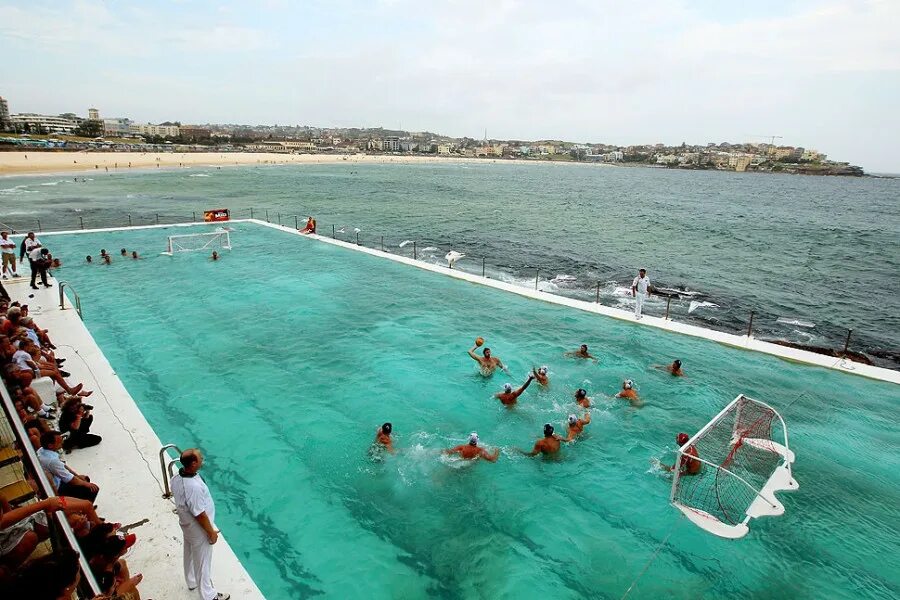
[564,344,598,363]
[519,423,563,457]
[574,388,591,408]
[443,432,500,462]
[563,412,592,442]
[495,374,534,406]
[615,379,641,406]
[374,422,395,454]
[532,365,550,386]
[663,432,701,475]
[654,359,684,377]
[467,343,509,377]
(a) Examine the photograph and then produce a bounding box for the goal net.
[162,230,231,255]
[670,394,798,539]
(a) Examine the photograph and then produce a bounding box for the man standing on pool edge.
[632,268,651,319]
[171,448,230,600]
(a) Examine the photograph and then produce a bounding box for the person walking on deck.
[632,268,651,319]
[171,448,230,600]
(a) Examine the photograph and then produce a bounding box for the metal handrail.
[0,379,102,596]
[159,443,183,498]
[58,280,83,319]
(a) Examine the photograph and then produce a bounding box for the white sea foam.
[551,274,577,284]
[189,173,210,177]
[399,240,413,248]
[776,317,816,328]
[688,301,719,314]
[657,286,703,298]
[421,246,437,252]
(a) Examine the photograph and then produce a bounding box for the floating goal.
[670,394,798,539]
[162,230,232,256]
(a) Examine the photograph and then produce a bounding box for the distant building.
[437,144,452,155]
[88,107,100,120]
[103,117,132,137]
[180,125,211,141]
[727,153,752,172]
[0,97,9,130]
[9,113,79,134]
[130,123,180,137]
[382,136,400,151]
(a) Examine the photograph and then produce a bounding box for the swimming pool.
[45,223,898,599]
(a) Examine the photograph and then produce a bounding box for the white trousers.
[634,292,646,317]
[181,519,218,600]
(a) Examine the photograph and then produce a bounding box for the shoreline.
[0,151,607,177]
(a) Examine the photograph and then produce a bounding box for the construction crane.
[752,135,783,146]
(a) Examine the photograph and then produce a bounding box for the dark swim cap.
[575,388,586,398]
[677,432,689,445]
[382,423,392,434]
[544,423,554,436]
[674,360,682,368]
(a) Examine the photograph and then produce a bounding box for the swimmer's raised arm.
[480,447,500,462]
[467,347,481,362]
[513,375,534,398]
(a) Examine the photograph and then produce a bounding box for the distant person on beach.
[374,422,394,453]
[211,251,219,261]
[532,366,549,386]
[574,388,591,408]
[564,413,591,441]
[468,343,509,377]
[299,217,316,234]
[654,360,684,377]
[632,268,651,319]
[495,374,534,406]
[1,232,19,279]
[564,344,598,362]
[443,432,499,462]
[662,433,701,475]
[519,423,563,457]
[615,380,641,406]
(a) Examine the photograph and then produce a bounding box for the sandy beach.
[0,150,538,176]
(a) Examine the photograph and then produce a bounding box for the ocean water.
[1,162,898,369]
[43,223,899,600]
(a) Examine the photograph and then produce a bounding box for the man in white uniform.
[171,448,230,600]
[1,231,19,278]
[632,268,651,319]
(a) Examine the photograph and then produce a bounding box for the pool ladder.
[159,443,184,498]
[58,281,83,319]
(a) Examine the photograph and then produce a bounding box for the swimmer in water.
[659,359,684,377]
[495,374,534,406]
[374,422,395,453]
[211,251,219,261]
[131,251,140,260]
[467,344,509,376]
[519,423,563,457]
[564,413,591,441]
[663,433,701,475]
[102,254,111,265]
[85,255,92,264]
[443,432,499,462]
[574,388,591,408]
[532,365,549,386]
[564,344,598,362]
[120,248,127,257]
[615,379,641,406]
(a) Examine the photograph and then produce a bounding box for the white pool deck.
[3,218,896,598]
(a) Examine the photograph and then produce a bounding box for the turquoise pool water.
[46,223,898,599]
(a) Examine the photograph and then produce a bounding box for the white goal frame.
[161,230,232,256]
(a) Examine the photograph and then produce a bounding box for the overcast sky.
[1,0,898,171]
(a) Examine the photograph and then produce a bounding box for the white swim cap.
[539,366,548,375]
[624,379,634,389]
[503,383,513,393]
[568,414,577,425]
[468,432,479,445]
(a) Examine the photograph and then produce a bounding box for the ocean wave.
[421,246,437,252]
[688,301,719,314]
[399,240,414,248]
[189,173,211,177]
[551,274,577,284]
[776,317,816,328]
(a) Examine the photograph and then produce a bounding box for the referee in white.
[632,268,651,319]
[171,448,230,600]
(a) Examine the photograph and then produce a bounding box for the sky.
[1,0,898,171]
